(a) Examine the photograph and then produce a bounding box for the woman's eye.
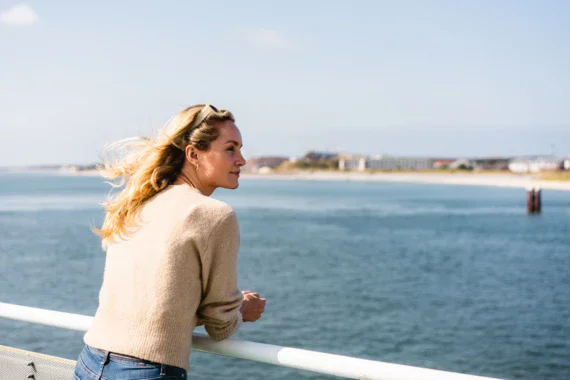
[227,147,235,152]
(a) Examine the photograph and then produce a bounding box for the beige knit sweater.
[84,184,243,371]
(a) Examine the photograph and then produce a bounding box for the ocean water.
[0,172,569,379]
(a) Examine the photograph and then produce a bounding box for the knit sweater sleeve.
[197,208,243,341]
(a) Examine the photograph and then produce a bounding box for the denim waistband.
[86,345,162,365]
[87,344,187,374]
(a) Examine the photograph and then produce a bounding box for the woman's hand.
[240,290,266,322]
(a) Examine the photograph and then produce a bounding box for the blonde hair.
[94,104,235,249]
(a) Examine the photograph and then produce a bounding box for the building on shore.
[243,156,290,173]
[366,156,434,170]
[508,156,562,173]
[445,158,511,171]
[448,159,473,170]
[338,155,434,171]
[338,154,366,171]
[470,158,511,170]
[433,159,456,169]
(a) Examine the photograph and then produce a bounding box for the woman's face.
[198,120,246,192]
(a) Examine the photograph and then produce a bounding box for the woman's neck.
[172,167,214,196]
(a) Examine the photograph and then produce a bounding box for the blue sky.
[1,1,569,166]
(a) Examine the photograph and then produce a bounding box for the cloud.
[0,4,38,26]
[241,28,294,49]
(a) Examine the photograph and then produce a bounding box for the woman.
[74,104,266,379]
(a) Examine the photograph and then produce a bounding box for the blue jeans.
[74,344,187,380]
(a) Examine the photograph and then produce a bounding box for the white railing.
[0,302,502,380]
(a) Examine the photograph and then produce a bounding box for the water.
[0,172,569,379]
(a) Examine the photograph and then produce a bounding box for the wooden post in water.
[534,186,542,213]
[527,186,542,214]
[527,186,536,213]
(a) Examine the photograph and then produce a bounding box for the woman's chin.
[221,180,239,190]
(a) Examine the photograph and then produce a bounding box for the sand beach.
[240,171,570,191]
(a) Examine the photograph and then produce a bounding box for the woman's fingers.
[241,292,267,322]
[243,291,259,296]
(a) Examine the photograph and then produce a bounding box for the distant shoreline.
[242,172,570,191]
[36,168,570,191]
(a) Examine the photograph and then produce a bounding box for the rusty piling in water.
[527,186,542,214]
[534,186,542,213]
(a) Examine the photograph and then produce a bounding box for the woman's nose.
[236,152,246,167]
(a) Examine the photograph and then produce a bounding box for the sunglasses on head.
[190,104,221,129]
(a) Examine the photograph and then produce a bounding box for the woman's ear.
[185,145,199,167]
